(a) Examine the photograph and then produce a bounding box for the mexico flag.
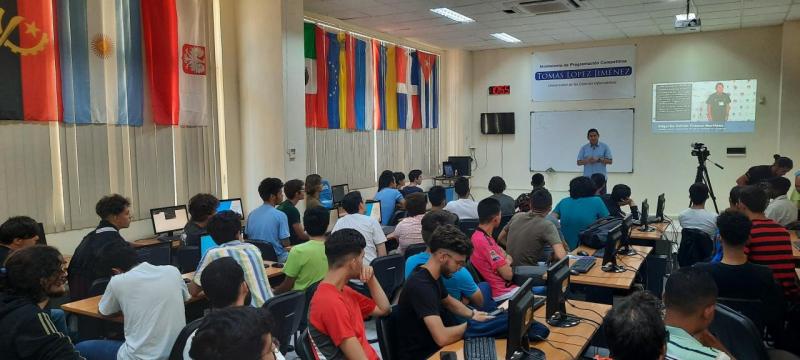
[141,0,208,126]
[0,0,61,121]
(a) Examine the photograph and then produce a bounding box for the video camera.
[691,142,710,158]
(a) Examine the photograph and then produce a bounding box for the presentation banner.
[651,79,757,133]
[531,45,635,101]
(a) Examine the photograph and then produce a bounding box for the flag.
[417,51,439,128]
[325,31,340,129]
[58,0,142,125]
[0,0,61,121]
[141,0,209,126]
[410,51,422,129]
[396,47,417,129]
[313,25,328,128]
[372,40,386,130]
[353,35,372,131]
[303,22,318,128]
[384,44,397,130]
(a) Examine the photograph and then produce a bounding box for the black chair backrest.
[176,246,200,273]
[709,303,769,360]
[376,304,399,360]
[88,277,111,297]
[678,228,713,267]
[295,328,316,360]
[168,318,203,360]
[717,297,766,336]
[264,291,306,354]
[404,243,428,259]
[389,210,407,226]
[370,254,405,299]
[465,261,484,284]
[247,240,279,262]
[458,219,480,238]
[299,280,322,332]
[493,214,513,239]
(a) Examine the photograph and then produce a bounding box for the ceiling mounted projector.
[675,0,701,31]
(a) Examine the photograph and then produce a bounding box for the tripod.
[693,154,723,214]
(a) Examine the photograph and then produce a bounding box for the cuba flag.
[58,0,143,125]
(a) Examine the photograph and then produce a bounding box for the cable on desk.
[565,299,606,324]
[549,330,590,341]
[543,339,577,358]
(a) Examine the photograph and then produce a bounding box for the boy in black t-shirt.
[395,225,493,360]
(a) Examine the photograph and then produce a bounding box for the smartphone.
[439,351,457,360]
[488,308,505,317]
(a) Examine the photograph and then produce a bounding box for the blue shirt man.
[246,178,291,262]
[374,187,404,226]
[577,128,612,178]
[404,252,479,302]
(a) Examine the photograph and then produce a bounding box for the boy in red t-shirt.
[470,198,519,302]
[308,228,391,359]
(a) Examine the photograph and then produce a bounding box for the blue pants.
[75,340,123,360]
[49,309,68,335]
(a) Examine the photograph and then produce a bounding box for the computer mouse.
[569,269,580,276]
[271,263,284,268]
[577,250,589,256]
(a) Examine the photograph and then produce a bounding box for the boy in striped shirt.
[190,210,273,306]
[737,185,799,300]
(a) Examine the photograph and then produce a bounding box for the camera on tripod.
[691,142,710,158]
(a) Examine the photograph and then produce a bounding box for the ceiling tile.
[578,23,620,32]
[616,19,657,28]
[742,5,791,16]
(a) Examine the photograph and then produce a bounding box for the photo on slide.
[651,79,756,133]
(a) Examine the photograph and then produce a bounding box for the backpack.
[579,217,622,249]
[678,228,713,267]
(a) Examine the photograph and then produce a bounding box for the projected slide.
[651,79,757,133]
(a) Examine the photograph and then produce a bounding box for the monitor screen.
[656,193,665,218]
[603,224,622,267]
[444,186,456,203]
[150,205,189,234]
[640,199,650,226]
[443,162,455,178]
[331,184,349,204]
[217,198,243,219]
[546,257,570,322]
[137,243,171,266]
[506,278,536,356]
[200,234,216,260]
[365,200,381,224]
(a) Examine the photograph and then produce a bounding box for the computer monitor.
[442,162,455,178]
[200,234,216,260]
[601,224,625,273]
[150,205,189,236]
[136,242,172,266]
[217,198,243,219]
[618,214,637,256]
[546,257,580,327]
[444,186,456,203]
[506,278,546,359]
[36,222,47,245]
[365,200,381,224]
[654,193,666,222]
[639,199,654,232]
[448,156,472,177]
[331,184,349,205]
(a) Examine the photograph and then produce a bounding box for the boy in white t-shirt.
[679,183,718,239]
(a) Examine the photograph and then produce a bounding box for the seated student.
[274,207,329,294]
[427,185,447,212]
[710,186,744,263]
[374,171,406,226]
[0,216,40,266]
[694,210,784,339]
[443,177,478,220]
[396,225,492,360]
[389,193,427,255]
[679,183,718,239]
[405,210,483,310]
[0,246,83,360]
[765,176,797,227]
[471,198,519,302]
[68,194,133,301]
[308,229,391,360]
[486,176,516,216]
[191,210,273,307]
[531,173,545,189]
[736,185,799,300]
[663,267,732,360]
[516,174,546,213]
[76,246,190,360]
[305,174,324,210]
[500,188,567,269]
[401,169,424,196]
[591,173,607,195]
[552,176,609,249]
[189,307,279,360]
[332,192,387,265]
[277,179,311,245]
[602,291,667,360]
[246,178,291,263]
[182,193,219,247]
[394,172,407,189]
[602,184,639,219]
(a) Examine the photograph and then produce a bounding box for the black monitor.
[618,214,637,256]
[601,224,625,273]
[331,184,349,205]
[150,205,189,236]
[655,193,666,222]
[36,222,46,245]
[448,156,472,177]
[639,199,654,232]
[506,278,546,359]
[546,257,580,327]
[136,242,172,266]
[442,162,455,178]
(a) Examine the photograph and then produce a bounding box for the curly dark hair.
[568,176,596,199]
[0,216,39,245]
[1,245,64,302]
[326,228,366,268]
[188,193,219,222]
[189,306,275,360]
[429,224,472,257]
[488,176,506,194]
[258,178,283,202]
[95,194,130,219]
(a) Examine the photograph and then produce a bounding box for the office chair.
[677,228,713,267]
[263,291,305,354]
[457,219,480,238]
[404,243,428,259]
[295,328,316,360]
[299,280,321,333]
[168,318,203,360]
[175,246,200,273]
[246,240,279,262]
[389,210,407,226]
[466,261,485,283]
[370,254,405,300]
[376,304,399,360]
[710,303,769,360]
[717,297,766,337]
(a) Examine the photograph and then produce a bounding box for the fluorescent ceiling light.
[675,13,696,21]
[490,33,521,43]
[430,8,475,23]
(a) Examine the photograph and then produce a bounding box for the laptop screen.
[200,235,217,260]
[365,201,381,224]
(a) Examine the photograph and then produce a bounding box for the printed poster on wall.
[531,45,635,101]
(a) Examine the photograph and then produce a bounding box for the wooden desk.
[629,221,668,241]
[428,301,611,360]
[62,262,283,322]
[568,245,653,290]
[791,230,799,260]
[131,238,181,249]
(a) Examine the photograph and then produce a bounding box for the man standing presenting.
[706,82,731,121]
[577,129,612,179]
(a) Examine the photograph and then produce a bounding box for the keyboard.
[571,257,596,273]
[464,336,497,360]
[157,234,181,242]
[793,240,800,250]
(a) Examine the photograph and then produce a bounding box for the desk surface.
[429,300,611,360]
[131,238,181,249]
[629,221,668,241]
[568,245,653,289]
[791,231,799,260]
[62,262,283,322]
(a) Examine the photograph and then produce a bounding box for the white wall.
[467,25,799,216]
